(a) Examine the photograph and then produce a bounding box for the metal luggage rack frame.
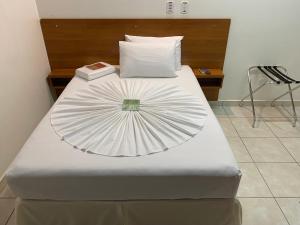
[240,65,300,128]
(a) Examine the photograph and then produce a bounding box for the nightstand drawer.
[197,78,223,87]
[192,68,224,101]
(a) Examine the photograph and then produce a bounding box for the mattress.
[6,66,241,200]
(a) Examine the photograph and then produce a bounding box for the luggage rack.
[240,66,300,127]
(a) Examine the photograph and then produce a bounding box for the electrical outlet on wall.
[180,0,189,14]
[166,0,175,14]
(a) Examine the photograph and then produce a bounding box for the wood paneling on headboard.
[40,19,230,70]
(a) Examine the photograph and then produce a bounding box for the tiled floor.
[0,198,14,225]
[0,181,15,225]
[214,103,300,225]
[1,103,300,225]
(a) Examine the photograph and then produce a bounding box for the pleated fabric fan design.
[50,80,208,157]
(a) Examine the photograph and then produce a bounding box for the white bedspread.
[6,66,241,200]
[51,80,208,156]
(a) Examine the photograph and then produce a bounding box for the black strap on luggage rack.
[272,66,300,83]
[257,66,281,84]
[240,65,299,128]
[264,66,292,83]
[257,66,300,84]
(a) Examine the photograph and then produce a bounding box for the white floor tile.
[242,138,295,162]
[224,105,287,118]
[227,137,252,162]
[217,118,238,137]
[5,211,15,225]
[0,184,15,199]
[277,198,300,225]
[266,121,300,137]
[239,198,289,225]
[278,105,300,118]
[237,163,272,197]
[266,105,298,118]
[280,138,300,162]
[257,163,300,197]
[231,118,274,137]
[210,105,227,117]
[263,117,292,122]
[224,105,253,117]
[0,199,14,225]
[296,106,300,117]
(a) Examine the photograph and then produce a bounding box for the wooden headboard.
[41,19,230,70]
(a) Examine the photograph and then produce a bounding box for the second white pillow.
[119,41,177,78]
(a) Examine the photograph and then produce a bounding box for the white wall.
[36,0,300,101]
[0,0,52,176]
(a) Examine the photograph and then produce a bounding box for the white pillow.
[119,41,177,78]
[125,35,183,71]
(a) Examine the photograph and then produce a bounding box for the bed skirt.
[16,198,242,225]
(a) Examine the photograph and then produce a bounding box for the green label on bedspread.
[122,99,140,111]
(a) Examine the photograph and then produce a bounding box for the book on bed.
[76,62,115,80]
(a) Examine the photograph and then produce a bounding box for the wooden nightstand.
[192,68,224,101]
[47,69,75,100]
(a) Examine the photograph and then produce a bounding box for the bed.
[5,19,241,225]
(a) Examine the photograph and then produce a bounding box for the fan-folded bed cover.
[6,66,241,201]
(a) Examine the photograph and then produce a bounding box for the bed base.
[16,198,242,225]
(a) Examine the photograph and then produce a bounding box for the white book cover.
[76,62,115,80]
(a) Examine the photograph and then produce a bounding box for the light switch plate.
[166,0,175,14]
[180,0,189,14]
